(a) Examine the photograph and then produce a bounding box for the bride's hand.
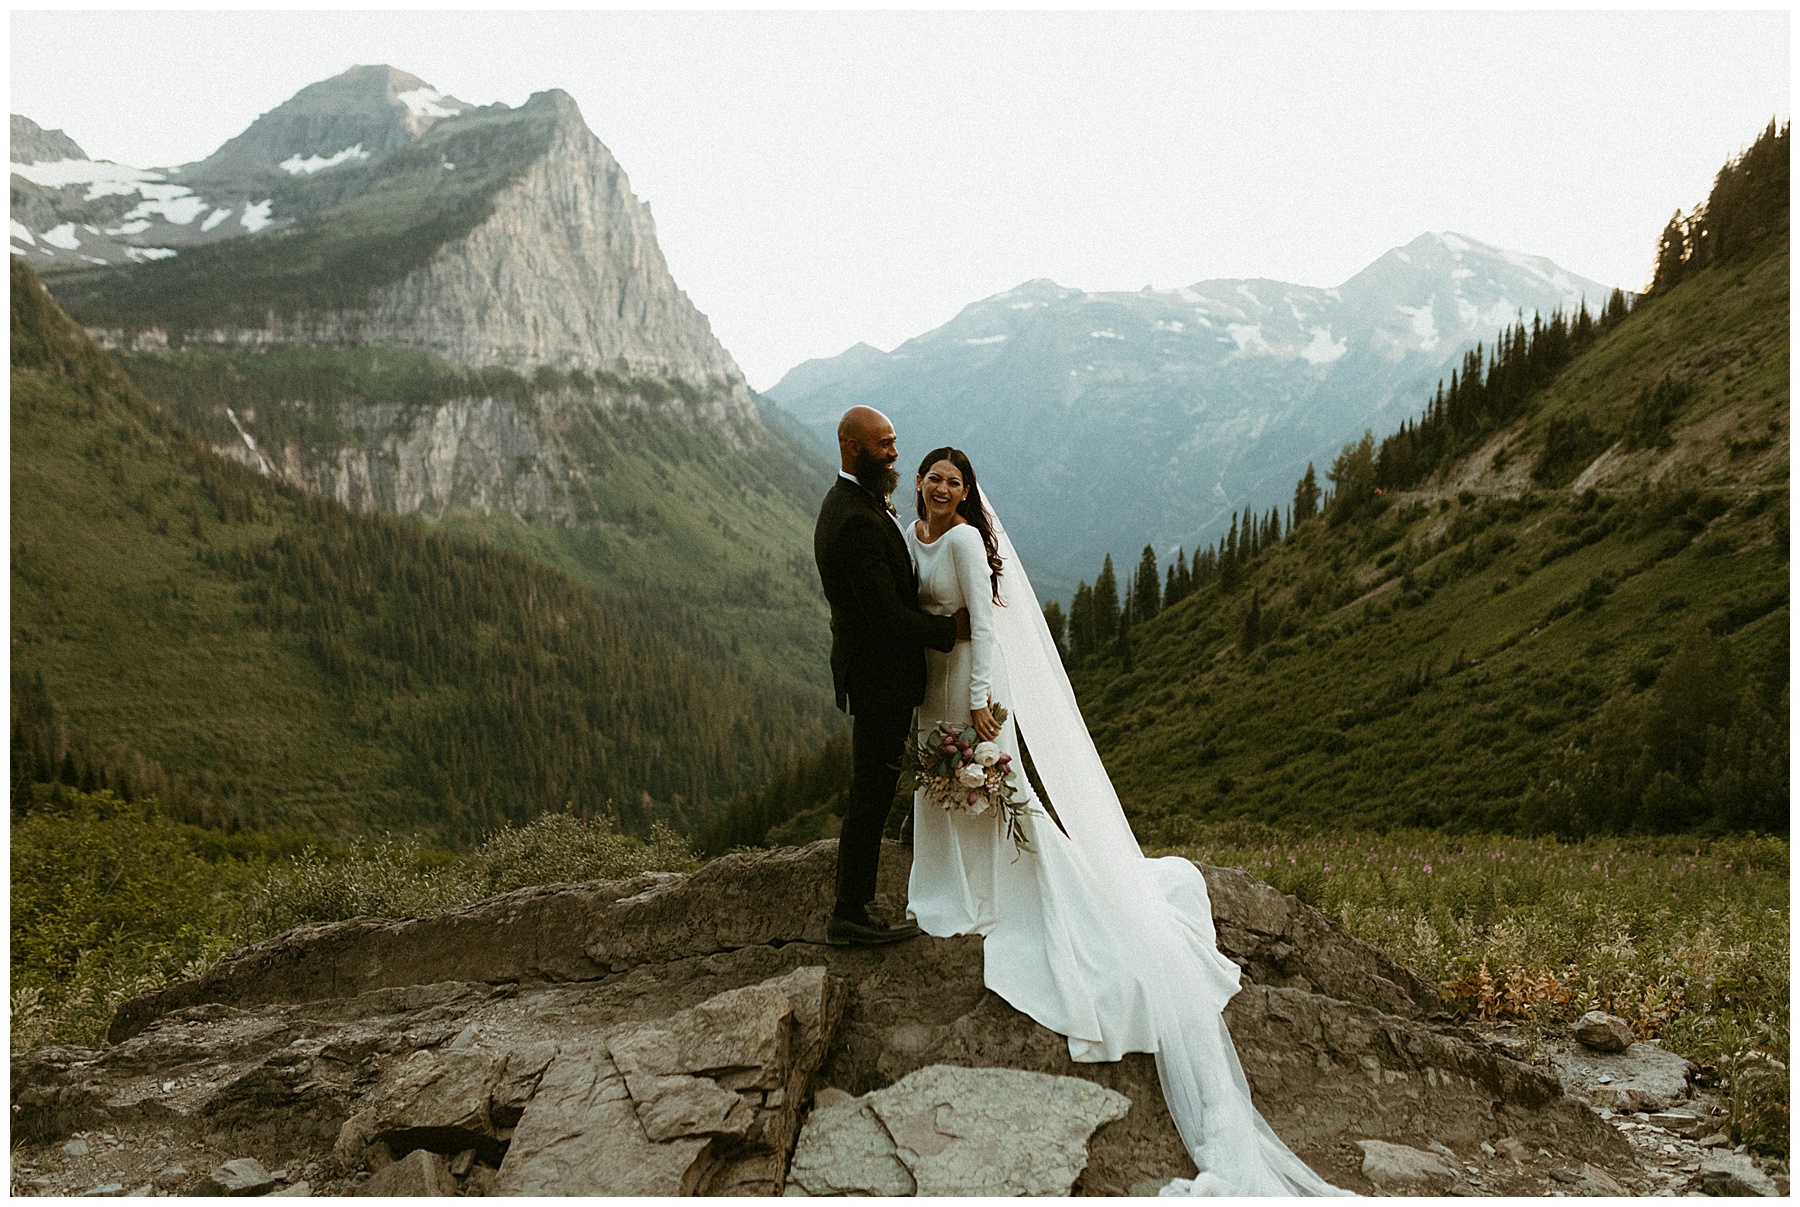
[971,706,1000,742]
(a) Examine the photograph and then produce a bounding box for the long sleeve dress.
[904,520,1178,1061]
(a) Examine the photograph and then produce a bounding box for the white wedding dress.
[903,496,1350,1197]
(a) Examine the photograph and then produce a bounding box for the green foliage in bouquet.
[911,704,1037,852]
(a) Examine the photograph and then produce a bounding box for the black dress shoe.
[825,914,922,946]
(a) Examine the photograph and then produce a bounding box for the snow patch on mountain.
[1398,303,1439,347]
[1300,327,1347,365]
[11,157,161,193]
[396,88,462,119]
[239,200,273,232]
[201,207,233,232]
[41,223,82,250]
[1228,323,1271,356]
[122,188,209,226]
[964,334,1007,345]
[280,144,370,175]
[11,220,35,246]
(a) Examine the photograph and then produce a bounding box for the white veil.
[980,486,1351,1197]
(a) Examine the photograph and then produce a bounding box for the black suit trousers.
[836,708,914,910]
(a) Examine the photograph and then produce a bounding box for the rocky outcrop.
[14,842,1647,1196]
[11,114,87,165]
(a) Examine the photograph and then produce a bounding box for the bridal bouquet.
[912,704,1037,852]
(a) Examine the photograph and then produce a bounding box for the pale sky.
[10,10,1790,390]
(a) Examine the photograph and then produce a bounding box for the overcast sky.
[11,9,1790,390]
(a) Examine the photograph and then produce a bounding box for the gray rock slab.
[1699,1152,1778,1196]
[1554,1040,1693,1111]
[492,1043,708,1196]
[198,1157,276,1196]
[367,1047,504,1152]
[354,1148,455,1196]
[1356,1138,1457,1188]
[789,1064,1131,1197]
[785,1093,917,1196]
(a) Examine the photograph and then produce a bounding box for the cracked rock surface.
[787,1065,1130,1196]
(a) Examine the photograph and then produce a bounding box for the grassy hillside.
[10,259,831,842]
[1070,231,1787,841]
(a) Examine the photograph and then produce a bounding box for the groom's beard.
[852,449,899,501]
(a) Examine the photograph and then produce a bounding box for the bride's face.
[918,460,968,521]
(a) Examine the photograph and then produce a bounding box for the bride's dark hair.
[915,446,1005,604]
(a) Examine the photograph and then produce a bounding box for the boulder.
[197,1157,276,1196]
[354,1147,456,1196]
[1699,1151,1778,1196]
[787,1065,1130,1196]
[1355,1139,1457,1190]
[366,1047,508,1159]
[1572,1011,1634,1053]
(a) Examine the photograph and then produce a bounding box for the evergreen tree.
[1093,556,1120,646]
[1134,545,1161,623]
[1652,210,1692,293]
[1239,588,1262,654]
[1115,584,1134,668]
[1068,581,1096,660]
[1217,534,1241,594]
[1292,464,1320,525]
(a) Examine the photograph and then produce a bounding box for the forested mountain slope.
[10,260,829,842]
[1062,127,1787,839]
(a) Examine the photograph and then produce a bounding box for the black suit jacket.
[814,477,958,715]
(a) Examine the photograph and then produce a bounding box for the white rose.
[967,795,990,815]
[973,741,1001,767]
[956,763,987,788]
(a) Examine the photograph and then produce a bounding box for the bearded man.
[811,406,968,944]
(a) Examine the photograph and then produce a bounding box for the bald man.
[813,406,968,945]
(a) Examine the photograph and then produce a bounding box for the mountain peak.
[11,114,87,165]
[192,64,471,178]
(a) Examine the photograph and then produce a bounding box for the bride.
[900,446,1349,1197]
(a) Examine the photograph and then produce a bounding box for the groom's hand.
[953,608,972,641]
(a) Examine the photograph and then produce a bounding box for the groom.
[814,405,968,945]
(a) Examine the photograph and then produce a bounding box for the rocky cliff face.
[13,842,1651,1197]
[351,90,740,388]
[211,378,765,528]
